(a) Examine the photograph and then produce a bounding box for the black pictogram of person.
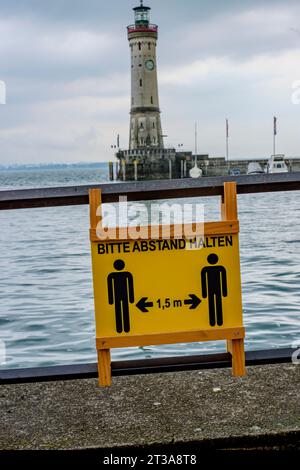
[107,260,135,334]
[201,254,228,327]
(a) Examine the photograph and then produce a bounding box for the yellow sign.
[89,183,246,387]
[91,235,243,338]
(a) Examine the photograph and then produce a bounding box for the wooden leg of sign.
[223,183,245,377]
[89,188,102,231]
[228,339,246,377]
[97,349,112,387]
[221,182,238,221]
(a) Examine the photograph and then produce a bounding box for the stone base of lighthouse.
[115,148,197,181]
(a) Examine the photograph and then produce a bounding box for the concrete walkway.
[0,363,299,451]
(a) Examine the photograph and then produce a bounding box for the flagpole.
[273,116,277,155]
[194,122,198,166]
[226,118,229,174]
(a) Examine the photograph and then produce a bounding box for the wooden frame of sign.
[89,182,246,387]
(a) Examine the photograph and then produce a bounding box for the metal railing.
[127,24,158,33]
[0,348,296,385]
[1,172,300,211]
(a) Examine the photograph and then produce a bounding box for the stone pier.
[0,363,299,451]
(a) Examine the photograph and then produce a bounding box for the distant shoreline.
[0,162,109,171]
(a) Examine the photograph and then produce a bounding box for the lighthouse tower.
[115,2,185,181]
[127,1,164,150]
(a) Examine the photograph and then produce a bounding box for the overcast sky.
[0,0,300,164]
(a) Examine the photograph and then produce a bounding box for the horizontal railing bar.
[0,348,295,385]
[1,173,300,210]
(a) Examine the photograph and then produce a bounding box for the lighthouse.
[115,2,193,181]
[128,1,164,150]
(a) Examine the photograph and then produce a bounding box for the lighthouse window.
[140,79,142,87]
[138,42,141,51]
[152,122,155,129]
[148,43,151,50]
[151,96,153,104]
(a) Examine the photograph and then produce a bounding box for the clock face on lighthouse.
[145,59,155,71]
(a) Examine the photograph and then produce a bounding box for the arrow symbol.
[184,294,201,310]
[136,297,154,313]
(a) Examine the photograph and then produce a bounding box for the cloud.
[160,49,300,87]
[159,2,300,63]
[0,17,122,79]
[0,95,129,163]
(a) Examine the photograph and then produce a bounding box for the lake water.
[0,166,299,369]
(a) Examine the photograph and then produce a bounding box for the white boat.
[247,162,264,175]
[266,154,288,174]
